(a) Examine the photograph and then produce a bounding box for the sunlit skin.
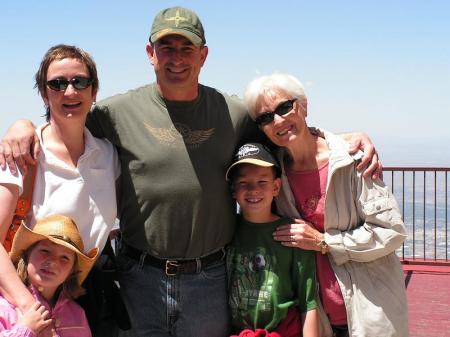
[256,94,309,149]
[232,164,281,223]
[26,240,76,302]
[146,35,208,101]
[43,58,96,125]
[256,93,329,172]
[41,58,97,168]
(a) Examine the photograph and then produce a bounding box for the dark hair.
[34,44,99,122]
[16,241,85,300]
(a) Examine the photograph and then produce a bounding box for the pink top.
[286,162,347,326]
[0,286,91,337]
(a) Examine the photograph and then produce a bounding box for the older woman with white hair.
[243,73,408,337]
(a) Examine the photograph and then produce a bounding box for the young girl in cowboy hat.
[0,214,98,336]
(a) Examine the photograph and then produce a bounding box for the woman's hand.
[273,218,323,252]
[0,120,40,175]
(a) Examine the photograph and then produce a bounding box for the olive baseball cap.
[226,143,281,181]
[150,7,206,46]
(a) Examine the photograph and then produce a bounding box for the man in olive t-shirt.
[88,84,256,258]
[86,7,259,337]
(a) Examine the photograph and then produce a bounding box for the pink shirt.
[0,286,91,337]
[286,162,347,326]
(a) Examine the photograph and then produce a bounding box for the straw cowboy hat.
[10,214,99,285]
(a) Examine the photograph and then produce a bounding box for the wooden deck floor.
[403,263,450,337]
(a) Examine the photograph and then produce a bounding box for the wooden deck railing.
[383,167,449,265]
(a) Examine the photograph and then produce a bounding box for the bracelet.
[318,240,329,254]
[315,234,329,255]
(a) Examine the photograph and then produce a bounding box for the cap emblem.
[166,10,187,27]
[237,144,260,159]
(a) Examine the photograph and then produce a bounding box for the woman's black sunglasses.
[254,98,297,126]
[46,76,93,91]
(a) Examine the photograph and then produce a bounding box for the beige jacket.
[275,128,409,337]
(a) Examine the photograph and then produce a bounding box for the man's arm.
[0,103,108,174]
[338,132,382,179]
[0,120,39,175]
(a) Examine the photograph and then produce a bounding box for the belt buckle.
[165,260,180,276]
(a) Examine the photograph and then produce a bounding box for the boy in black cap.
[226,143,319,337]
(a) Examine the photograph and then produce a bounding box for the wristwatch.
[317,239,329,255]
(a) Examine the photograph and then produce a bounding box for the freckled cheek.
[26,263,40,279]
[63,261,75,271]
[63,257,76,269]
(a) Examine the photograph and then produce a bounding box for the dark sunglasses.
[46,76,93,91]
[254,98,297,126]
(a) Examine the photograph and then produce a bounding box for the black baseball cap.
[225,143,281,181]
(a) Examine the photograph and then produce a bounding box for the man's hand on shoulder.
[0,120,40,175]
[344,132,383,180]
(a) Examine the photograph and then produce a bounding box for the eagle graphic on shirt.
[144,122,215,148]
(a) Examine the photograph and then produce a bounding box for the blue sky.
[1,1,449,166]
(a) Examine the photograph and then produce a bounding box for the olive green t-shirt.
[86,83,259,258]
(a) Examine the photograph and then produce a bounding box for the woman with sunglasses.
[0,44,120,336]
[243,73,408,337]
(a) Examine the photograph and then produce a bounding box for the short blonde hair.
[244,73,307,119]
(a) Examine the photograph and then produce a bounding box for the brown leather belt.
[122,243,226,276]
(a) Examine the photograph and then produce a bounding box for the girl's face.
[27,240,76,300]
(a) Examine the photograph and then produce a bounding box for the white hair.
[244,73,307,119]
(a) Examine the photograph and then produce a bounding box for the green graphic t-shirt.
[227,217,317,331]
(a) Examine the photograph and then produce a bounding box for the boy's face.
[232,164,281,218]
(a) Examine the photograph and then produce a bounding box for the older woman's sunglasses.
[46,76,93,91]
[255,98,297,126]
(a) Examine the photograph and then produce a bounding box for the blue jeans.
[116,252,230,337]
